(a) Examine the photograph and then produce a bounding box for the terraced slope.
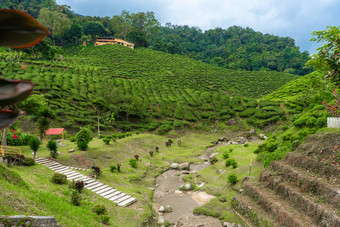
[232,131,340,227]
[0,45,299,131]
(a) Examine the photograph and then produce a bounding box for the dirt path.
[153,144,226,226]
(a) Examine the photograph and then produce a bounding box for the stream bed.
[153,145,226,226]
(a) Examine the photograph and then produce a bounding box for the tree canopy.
[307,26,340,83]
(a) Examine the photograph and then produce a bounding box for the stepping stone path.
[35,158,136,207]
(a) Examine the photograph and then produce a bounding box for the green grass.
[1,131,229,226]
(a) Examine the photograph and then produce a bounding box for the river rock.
[184,183,191,190]
[223,222,241,227]
[179,162,190,170]
[209,152,218,159]
[171,163,179,169]
[180,170,190,175]
[158,216,165,224]
[259,133,267,140]
[249,128,256,136]
[145,162,151,167]
[166,205,173,212]
[219,169,226,174]
[159,206,165,212]
[68,149,75,153]
[238,137,248,144]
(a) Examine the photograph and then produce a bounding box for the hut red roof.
[46,128,64,135]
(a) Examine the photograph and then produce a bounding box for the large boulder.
[171,163,179,169]
[179,162,190,170]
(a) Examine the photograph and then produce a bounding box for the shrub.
[228,174,238,184]
[92,166,101,178]
[71,190,81,206]
[52,173,67,184]
[29,136,40,159]
[109,165,117,172]
[226,158,237,168]
[129,159,137,168]
[98,215,110,225]
[244,143,249,147]
[70,136,76,142]
[210,156,218,165]
[92,204,107,215]
[23,157,35,166]
[75,180,84,193]
[222,151,229,159]
[102,137,110,145]
[75,127,92,150]
[47,140,58,158]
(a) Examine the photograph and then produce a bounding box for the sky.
[56,0,340,53]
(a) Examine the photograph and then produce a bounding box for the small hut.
[45,128,64,145]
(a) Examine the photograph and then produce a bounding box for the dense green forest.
[0,0,312,75]
[149,25,312,75]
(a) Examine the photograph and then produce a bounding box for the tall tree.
[83,21,106,42]
[38,8,72,46]
[307,26,340,83]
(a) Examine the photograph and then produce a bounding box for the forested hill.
[1,1,312,76]
[150,25,312,76]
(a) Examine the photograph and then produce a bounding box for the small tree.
[47,140,58,158]
[75,127,92,150]
[29,136,40,159]
[228,174,238,185]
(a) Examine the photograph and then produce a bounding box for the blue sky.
[56,0,340,53]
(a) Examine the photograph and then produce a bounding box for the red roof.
[46,128,64,135]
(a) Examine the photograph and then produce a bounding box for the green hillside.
[0,45,298,132]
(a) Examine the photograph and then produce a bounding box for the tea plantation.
[0,45,298,132]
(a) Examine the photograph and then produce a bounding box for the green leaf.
[0,9,50,48]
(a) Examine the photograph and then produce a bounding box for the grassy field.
[4,130,261,226]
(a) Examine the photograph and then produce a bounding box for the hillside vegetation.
[1,1,312,75]
[0,45,298,132]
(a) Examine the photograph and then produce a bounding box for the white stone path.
[35,158,136,207]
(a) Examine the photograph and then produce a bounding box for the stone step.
[109,193,126,202]
[104,191,123,200]
[114,195,131,204]
[99,189,117,197]
[65,172,80,178]
[55,168,73,174]
[91,185,110,193]
[118,197,137,207]
[36,158,136,206]
[83,179,96,184]
[259,170,340,227]
[95,187,114,195]
[269,161,340,209]
[71,176,91,182]
[67,174,84,180]
[44,163,62,167]
[83,182,99,189]
[244,182,317,227]
[50,166,66,171]
[85,183,104,190]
